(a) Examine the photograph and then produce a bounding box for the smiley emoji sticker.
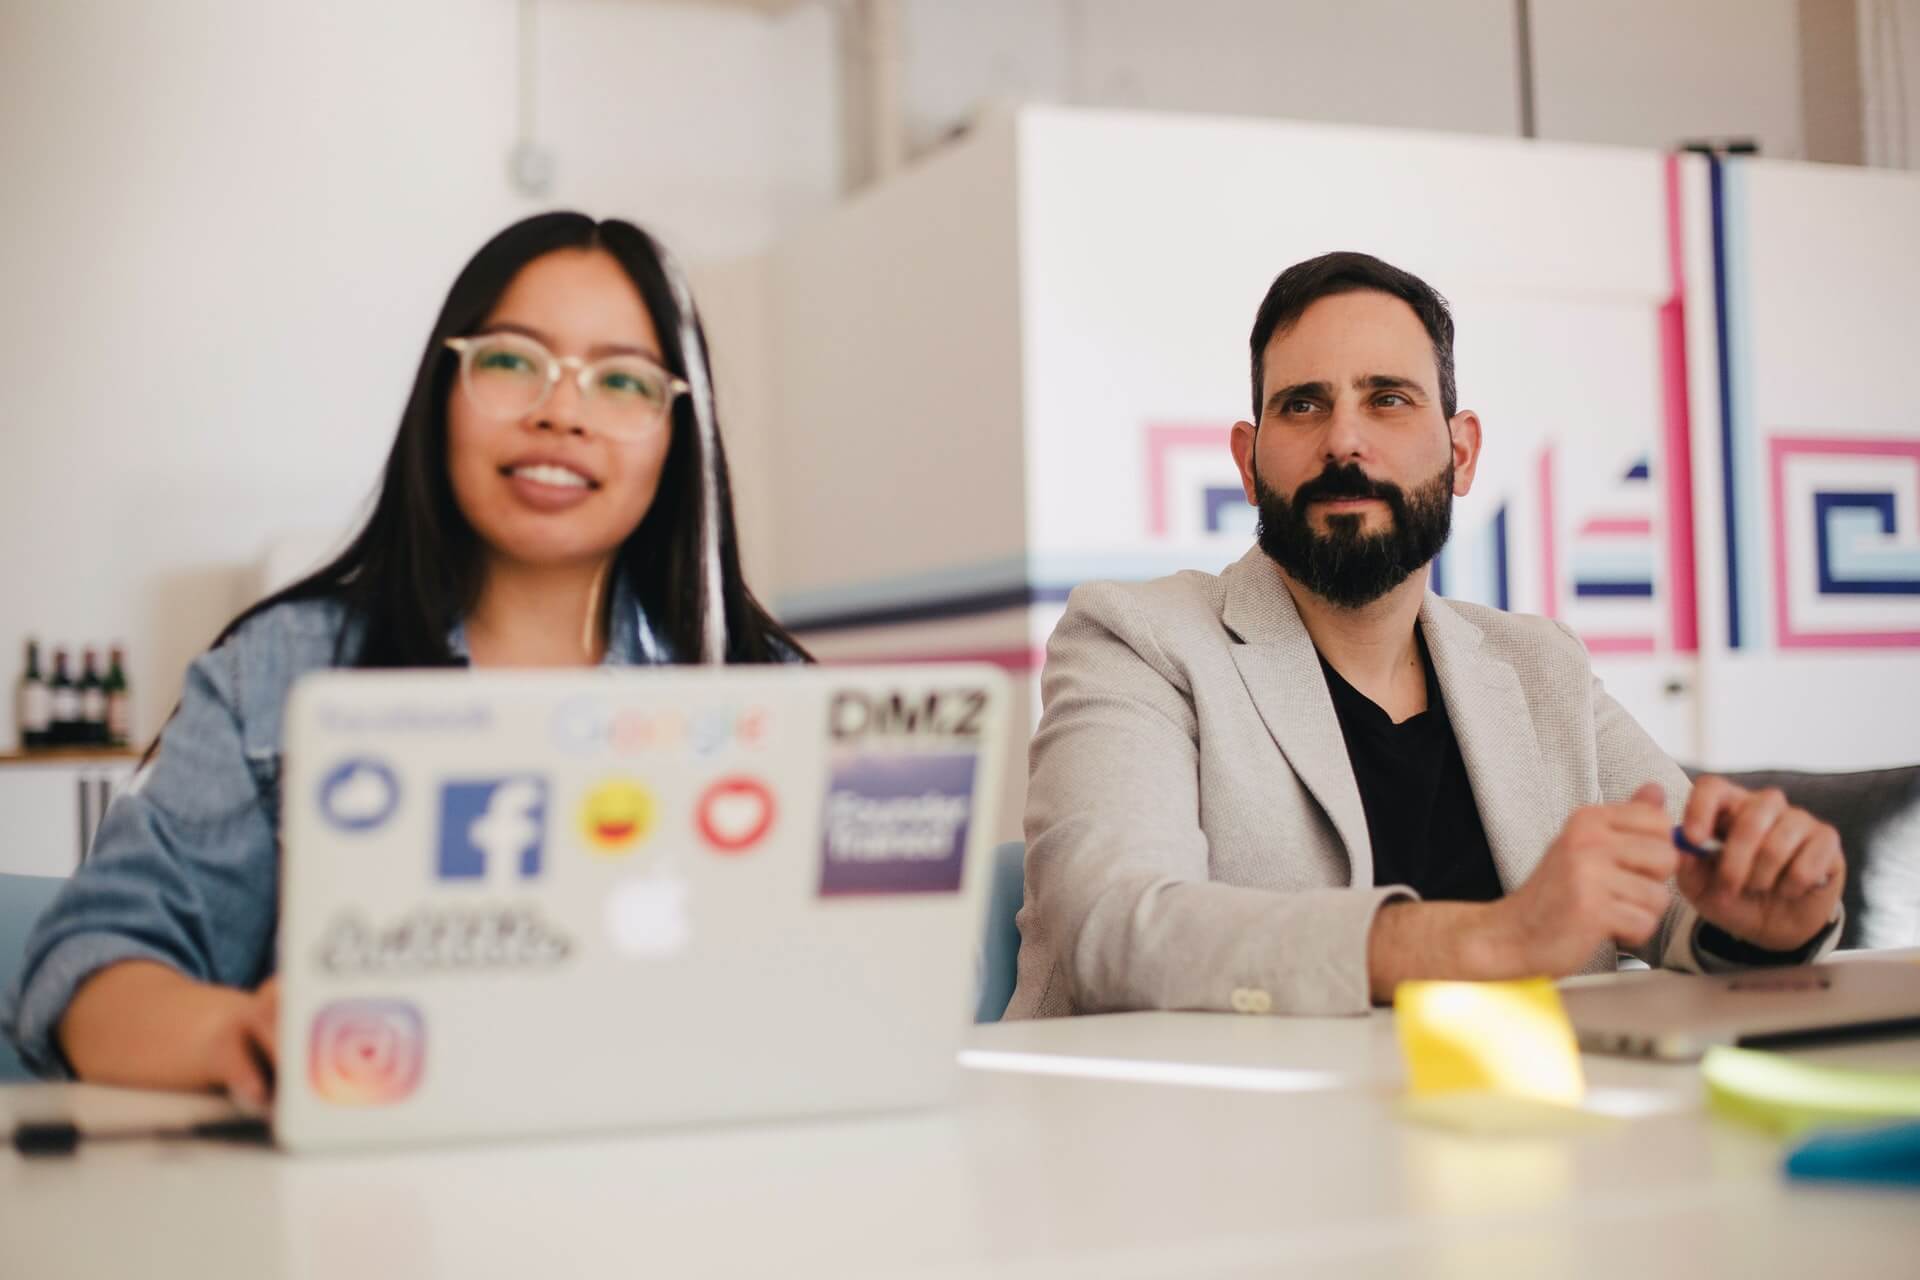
[579,779,656,856]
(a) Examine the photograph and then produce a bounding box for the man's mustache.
[1292,463,1404,508]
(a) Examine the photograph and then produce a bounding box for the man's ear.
[1448,410,1482,496]
[1230,419,1260,504]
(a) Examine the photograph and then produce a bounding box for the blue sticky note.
[1785,1121,1920,1188]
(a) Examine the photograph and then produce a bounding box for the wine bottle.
[79,649,107,747]
[48,648,77,747]
[104,644,131,749]
[16,639,50,751]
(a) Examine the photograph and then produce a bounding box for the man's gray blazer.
[1006,547,1834,1020]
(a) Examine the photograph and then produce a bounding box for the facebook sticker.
[437,777,549,883]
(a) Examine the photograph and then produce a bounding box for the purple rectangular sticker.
[819,752,977,896]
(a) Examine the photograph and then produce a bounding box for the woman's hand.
[59,962,279,1106]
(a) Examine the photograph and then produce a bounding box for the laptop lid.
[273,664,1009,1150]
[1560,953,1920,1061]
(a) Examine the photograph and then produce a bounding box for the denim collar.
[444,572,666,667]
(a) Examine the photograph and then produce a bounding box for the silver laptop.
[1560,952,1920,1061]
[273,665,1009,1151]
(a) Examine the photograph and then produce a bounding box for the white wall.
[903,0,1521,147]
[0,0,837,750]
[1530,0,1805,155]
[901,0,1815,158]
[1861,0,1920,168]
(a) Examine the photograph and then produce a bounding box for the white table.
[4,1008,1918,1280]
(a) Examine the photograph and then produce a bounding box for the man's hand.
[1675,776,1844,954]
[1484,782,1680,976]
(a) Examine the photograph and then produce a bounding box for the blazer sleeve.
[1585,662,1841,971]
[1020,583,1412,1016]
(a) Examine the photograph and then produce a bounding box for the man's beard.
[1254,456,1454,609]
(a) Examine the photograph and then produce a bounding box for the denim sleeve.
[2,640,280,1079]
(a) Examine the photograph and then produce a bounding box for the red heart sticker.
[696,777,776,855]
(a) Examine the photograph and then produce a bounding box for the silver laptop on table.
[273,665,1009,1151]
[1560,952,1920,1061]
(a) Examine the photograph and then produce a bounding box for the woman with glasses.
[2,212,805,1099]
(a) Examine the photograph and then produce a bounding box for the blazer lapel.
[1420,596,1559,892]
[1220,550,1375,887]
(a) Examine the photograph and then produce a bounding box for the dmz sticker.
[309,998,425,1106]
[318,758,401,832]
[818,753,976,896]
[437,777,548,882]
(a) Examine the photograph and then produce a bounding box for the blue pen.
[1672,825,1721,859]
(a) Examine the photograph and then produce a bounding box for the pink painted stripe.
[1660,152,1700,653]
[1145,424,1232,537]
[1581,633,1659,655]
[1779,631,1920,649]
[1769,434,1920,649]
[1539,447,1558,620]
[819,646,1045,673]
[1578,516,1654,538]
[1768,435,1920,458]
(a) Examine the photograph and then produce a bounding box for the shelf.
[0,748,141,767]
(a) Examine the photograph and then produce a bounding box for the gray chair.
[0,873,64,1081]
[1699,765,1920,950]
[975,840,1026,1023]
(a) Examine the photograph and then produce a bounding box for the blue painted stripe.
[1817,495,1920,592]
[1722,160,1765,648]
[1710,156,1744,649]
[1493,507,1511,612]
[1573,580,1656,598]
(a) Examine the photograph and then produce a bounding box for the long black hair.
[213,211,805,667]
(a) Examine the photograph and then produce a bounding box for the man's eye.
[1283,399,1318,415]
[1376,393,1409,407]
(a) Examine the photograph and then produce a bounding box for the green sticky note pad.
[1702,1046,1920,1135]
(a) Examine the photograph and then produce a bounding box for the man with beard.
[1004,252,1845,1018]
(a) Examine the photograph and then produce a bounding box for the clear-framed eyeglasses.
[445,331,689,440]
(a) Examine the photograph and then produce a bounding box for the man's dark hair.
[1248,251,1457,421]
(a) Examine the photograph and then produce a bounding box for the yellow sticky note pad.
[1395,978,1586,1108]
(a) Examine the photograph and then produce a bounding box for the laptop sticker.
[579,779,656,857]
[310,998,426,1105]
[605,875,693,957]
[819,752,976,896]
[437,777,548,882]
[695,776,776,855]
[551,698,770,757]
[317,905,573,975]
[318,758,401,833]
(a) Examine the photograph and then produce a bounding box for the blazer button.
[1230,987,1272,1015]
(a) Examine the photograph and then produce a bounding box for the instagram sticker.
[309,999,426,1105]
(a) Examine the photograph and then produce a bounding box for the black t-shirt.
[1318,632,1504,903]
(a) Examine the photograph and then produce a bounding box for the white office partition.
[748,106,1920,836]
[1013,110,1700,765]
[1686,158,1920,770]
